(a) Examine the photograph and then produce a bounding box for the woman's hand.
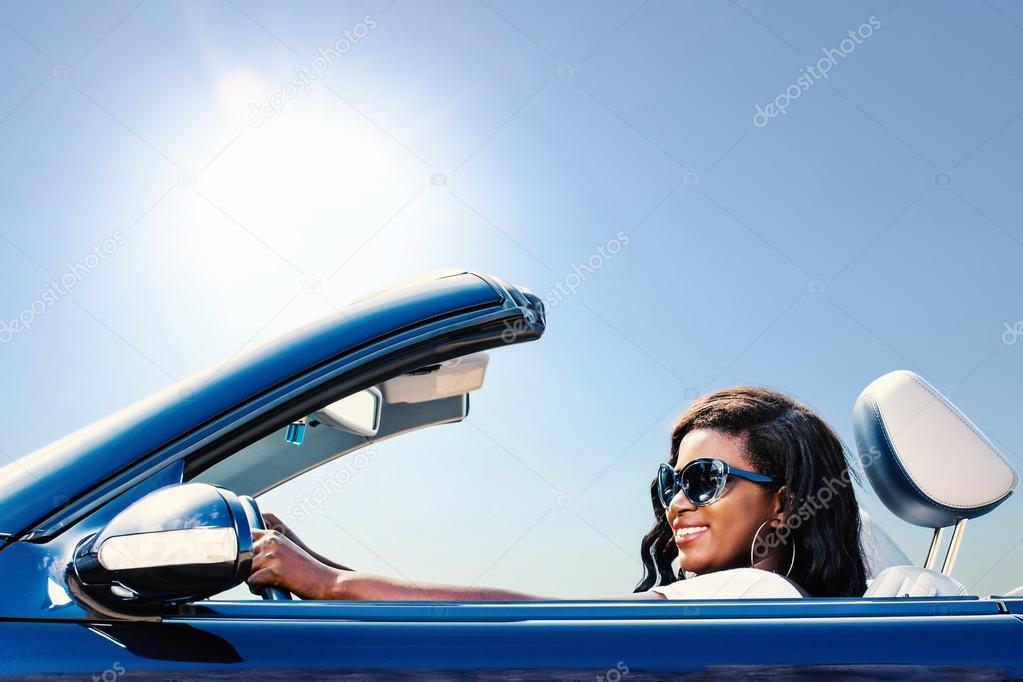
[247,529,342,600]
[258,512,355,572]
[261,512,300,543]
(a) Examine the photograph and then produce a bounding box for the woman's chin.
[677,552,711,575]
[676,536,714,573]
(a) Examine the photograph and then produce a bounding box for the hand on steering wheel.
[248,527,348,600]
[237,495,292,601]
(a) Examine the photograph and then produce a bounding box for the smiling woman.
[637,386,868,598]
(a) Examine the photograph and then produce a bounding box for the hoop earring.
[749,520,797,578]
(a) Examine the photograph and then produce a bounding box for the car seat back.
[864,566,968,598]
[853,370,1017,575]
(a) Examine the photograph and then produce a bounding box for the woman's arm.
[247,529,548,600]
[331,573,546,601]
[334,576,667,601]
[246,526,662,601]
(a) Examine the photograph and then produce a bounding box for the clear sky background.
[2,0,1022,598]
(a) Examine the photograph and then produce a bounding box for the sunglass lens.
[657,464,676,508]
[681,460,724,505]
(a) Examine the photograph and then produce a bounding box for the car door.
[3,597,1020,678]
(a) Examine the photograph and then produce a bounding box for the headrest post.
[924,527,945,570]
[941,518,967,576]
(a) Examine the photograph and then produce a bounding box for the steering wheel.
[238,495,293,601]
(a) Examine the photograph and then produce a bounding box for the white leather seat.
[853,370,1018,596]
[864,566,967,598]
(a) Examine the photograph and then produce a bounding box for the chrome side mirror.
[71,483,253,611]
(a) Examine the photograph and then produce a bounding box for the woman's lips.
[674,525,709,546]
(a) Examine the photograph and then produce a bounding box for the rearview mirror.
[315,386,382,437]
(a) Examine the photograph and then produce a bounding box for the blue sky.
[2,0,1022,597]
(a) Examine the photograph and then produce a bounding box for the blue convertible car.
[0,271,1021,679]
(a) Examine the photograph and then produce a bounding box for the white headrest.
[853,370,1017,528]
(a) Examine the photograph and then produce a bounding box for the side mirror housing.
[71,483,252,611]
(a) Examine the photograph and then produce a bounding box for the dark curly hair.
[634,386,867,597]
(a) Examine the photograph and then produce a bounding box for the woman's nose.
[667,489,697,519]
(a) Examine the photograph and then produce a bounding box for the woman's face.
[665,428,782,575]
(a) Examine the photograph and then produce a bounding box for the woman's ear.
[769,485,790,527]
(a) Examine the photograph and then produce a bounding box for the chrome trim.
[924,527,945,570]
[941,518,968,575]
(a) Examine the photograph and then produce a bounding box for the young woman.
[247,386,868,600]
[635,385,867,598]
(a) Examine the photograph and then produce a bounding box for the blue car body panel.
[1,604,1021,678]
